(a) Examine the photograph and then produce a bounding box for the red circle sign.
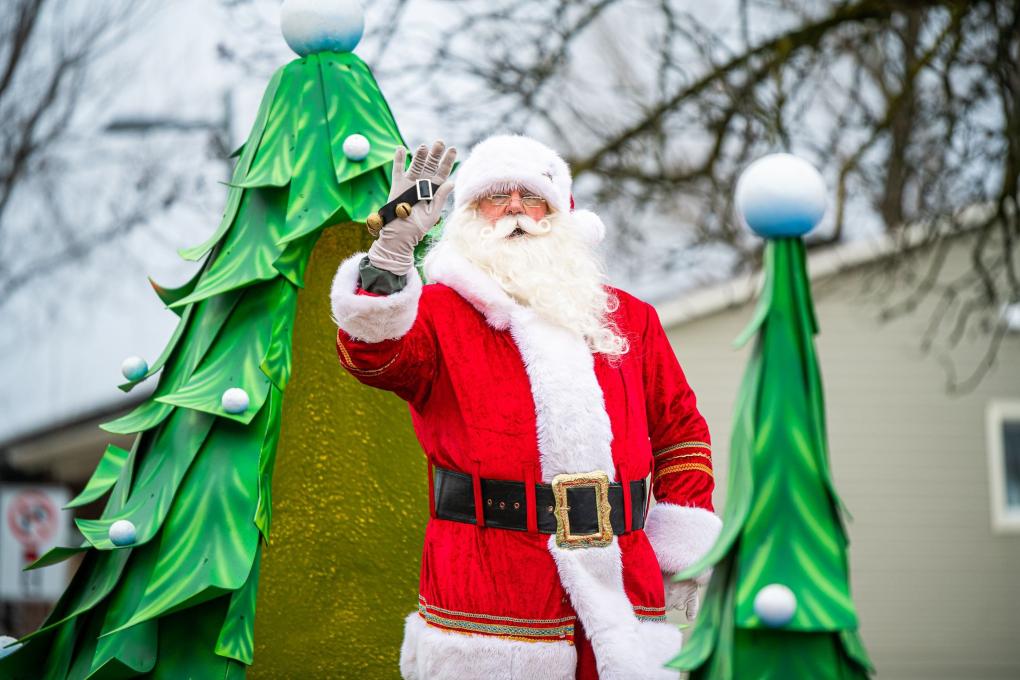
[6,490,59,547]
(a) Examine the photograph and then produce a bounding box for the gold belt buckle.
[551,471,613,549]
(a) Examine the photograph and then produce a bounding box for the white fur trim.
[644,503,722,581]
[424,246,682,677]
[550,539,683,679]
[454,135,572,214]
[330,252,422,342]
[423,244,516,330]
[571,209,606,245]
[399,612,576,680]
[509,307,615,479]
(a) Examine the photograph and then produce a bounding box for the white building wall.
[659,241,1020,679]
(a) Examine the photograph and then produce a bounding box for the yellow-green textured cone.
[251,224,427,678]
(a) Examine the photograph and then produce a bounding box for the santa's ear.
[570,209,606,245]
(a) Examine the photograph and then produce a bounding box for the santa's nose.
[506,192,525,214]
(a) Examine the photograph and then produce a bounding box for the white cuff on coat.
[644,502,721,581]
[330,252,422,343]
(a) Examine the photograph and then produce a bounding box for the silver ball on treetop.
[736,153,827,239]
[753,583,798,627]
[108,519,137,547]
[221,387,250,414]
[342,133,371,161]
[121,355,148,381]
[280,0,365,57]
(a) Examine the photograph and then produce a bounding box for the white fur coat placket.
[424,247,682,680]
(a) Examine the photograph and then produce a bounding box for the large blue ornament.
[281,0,365,56]
[735,153,827,238]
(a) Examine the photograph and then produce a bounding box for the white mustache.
[479,214,553,239]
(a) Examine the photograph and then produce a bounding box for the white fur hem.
[424,242,681,677]
[399,613,576,680]
[644,503,722,580]
[550,539,683,679]
[330,252,422,342]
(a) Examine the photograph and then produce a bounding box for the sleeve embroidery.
[336,331,401,377]
[653,441,711,457]
[653,462,714,483]
[656,451,712,466]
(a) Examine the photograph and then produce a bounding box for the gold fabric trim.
[657,451,712,466]
[335,334,359,369]
[653,441,712,457]
[418,596,575,625]
[653,463,714,483]
[418,606,574,638]
[336,335,401,377]
[634,612,668,622]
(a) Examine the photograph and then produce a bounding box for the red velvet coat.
[330,247,721,680]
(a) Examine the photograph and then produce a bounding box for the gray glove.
[367,141,456,275]
[665,576,702,620]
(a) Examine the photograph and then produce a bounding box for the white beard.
[429,207,629,357]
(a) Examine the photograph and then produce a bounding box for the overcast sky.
[0,0,886,444]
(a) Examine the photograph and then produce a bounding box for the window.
[987,401,1020,533]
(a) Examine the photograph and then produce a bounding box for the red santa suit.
[329,135,720,680]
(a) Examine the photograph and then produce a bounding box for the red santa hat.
[453,134,606,245]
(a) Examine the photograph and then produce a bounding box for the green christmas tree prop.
[0,16,412,679]
[668,155,874,679]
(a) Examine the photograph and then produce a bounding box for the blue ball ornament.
[222,387,250,414]
[121,355,148,381]
[281,0,365,56]
[109,519,137,547]
[735,153,827,238]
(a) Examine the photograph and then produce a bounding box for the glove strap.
[367,179,442,233]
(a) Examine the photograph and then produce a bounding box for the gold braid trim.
[336,335,401,376]
[653,463,714,483]
[418,607,574,638]
[418,597,575,625]
[657,451,712,466]
[653,441,711,458]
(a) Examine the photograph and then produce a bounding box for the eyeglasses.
[480,194,548,209]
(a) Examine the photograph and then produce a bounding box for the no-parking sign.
[0,485,70,602]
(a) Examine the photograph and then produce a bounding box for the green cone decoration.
[668,238,874,679]
[0,50,406,679]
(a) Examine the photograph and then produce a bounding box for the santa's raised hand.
[368,141,456,275]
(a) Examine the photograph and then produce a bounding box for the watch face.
[416,178,434,201]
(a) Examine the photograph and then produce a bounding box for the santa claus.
[330,136,720,680]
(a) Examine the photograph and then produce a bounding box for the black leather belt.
[433,466,647,536]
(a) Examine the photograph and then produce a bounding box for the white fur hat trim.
[570,209,606,246]
[453,134,572,214]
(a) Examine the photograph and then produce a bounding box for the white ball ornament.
[121,355,148,381]
[753,583,797,627]
[0,636,21,656]
[342,133,371,161]
[735,153,827,238]
[109,519,137,547]
[281,0,365,56]
[0,635,21,659]
[221,387,250,414]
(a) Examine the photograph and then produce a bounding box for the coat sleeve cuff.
[330,252,423,343]
[644,502,721,578]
